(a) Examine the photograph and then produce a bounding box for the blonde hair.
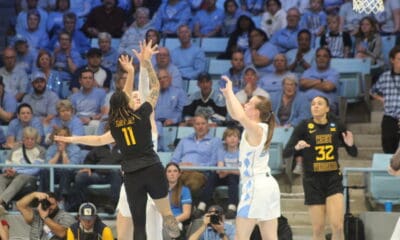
[222,128,241,150]
[255,95,275,150]
[56,99,74,113]
[22,127,41,143]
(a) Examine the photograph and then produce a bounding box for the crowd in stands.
[0,0,399,238]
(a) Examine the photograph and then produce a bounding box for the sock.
[198,202,206,211]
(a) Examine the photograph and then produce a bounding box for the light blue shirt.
[244,42,279,74]
[69,88,106,118]
[152,1,192,34]
[270,91,311,126]
[0,66,29,97]
[199,223,236,240]
[46,143,83,164]
[171,45,207,80]
[17,28,49,50]
[22,90,59,118]
[16,8,49,34]
[193,8,225,35]
[154,64,184,89]
[155,86,187,124]
[47,115,85,137]
[101,48,119,73]
[172,133,222,166]
[270,26,301,53]
[7,117,44,142]
[0,92,17,125]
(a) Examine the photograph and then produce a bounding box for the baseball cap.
[31,71,46,82]
[14,35,28,44]
[79,202,97,220]
[243,65,259,77]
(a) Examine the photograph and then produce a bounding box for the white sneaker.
[293,163,303,175]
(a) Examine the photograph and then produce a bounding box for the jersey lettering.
[315,145,334,161]
[121,127,136,146]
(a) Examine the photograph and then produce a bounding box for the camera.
[39,199,51,211]
[209,214,221,225]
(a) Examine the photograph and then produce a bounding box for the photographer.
[189,205,235,240]
[16,191,75,239]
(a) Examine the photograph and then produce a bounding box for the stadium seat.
[158,151,173,166]
[162,126,178,152]
[381,35,396,69]
[366,153,400,206]
[200,37,229,58]
[214,126,227,139]
[208,59,231,79]
[269,143,284,175]
[163,37,201,50]
[271,127,294,148]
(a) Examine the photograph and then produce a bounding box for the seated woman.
[39,126,82,203]
[354,16,383,66]
[0,127,45,215]
[163,162,192,239]
[5,103,44,149]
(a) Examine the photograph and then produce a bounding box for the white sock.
[198,202,206,211]
[228,204,236,211]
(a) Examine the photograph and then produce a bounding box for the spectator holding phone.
[189,205,235,240]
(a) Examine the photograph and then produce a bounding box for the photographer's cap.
[79,202,97,220]
[208,205,224,215]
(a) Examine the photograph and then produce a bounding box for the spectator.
[46,99,85,144]
[259,53,291,96]
[271,74,311,127]
[66,202,114,239]
[323,0,343,14]
[71,48,112,93]
[5,103,44,149]
[193,0,224,38]
[216,128,240,219]
[71,142,122,212]
[354,16,384,66]
[98,32,119,74]
[172,114,222,217]
[69,68,106,135]
[299,0,327,47]
[286,29,316,75]
[170,25,207,80]
[0,47,29,102]
[300,47,339,114]
[69,0,92,27]
[370,46,400,153]
[235,66,270,104]
[164,162,192,239]
[240,0,263,15]
[281,0,309,13]
[154,47,184,89]
[270,7,302,53]
[39,127,82,205]
[145,28,162,66]
[0,77,17,125]
[46,0,71,37]
[0,127,45,215]
[219,50,245,93]
[119,7,153,56]
[22,71,59,128]
[82,0,125,38]
[320,14,352,58]
[244,28,279,75]
[261,0,287,39]
[16,0,48,34]
[47,12,91,56]
[16,9,49,51]
[220,15,256,60]
[222,0,249,36]
[0,218,9,240]
[338,0,367,36]
[375,0,400,36]
[182,72,227,126]
[16,191,75,240]
[188,205,235,240]
[52,31,83,95]
[152,0,192,37]
[35,50,65,99]
[14,36,37,75]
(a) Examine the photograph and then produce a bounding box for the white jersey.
[237,123,281,220]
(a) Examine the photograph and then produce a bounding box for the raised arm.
[133,40,159,108]
[220,76,262,146]
[119,55,135,98]
[54,131,114,146]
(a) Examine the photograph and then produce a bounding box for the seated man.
[69,68,106,135]
[66,202,114,240]
[188,205,235,240]
[71,142,122,212]
[171,114,222,218]
[182,72,227,126]
[235,66,270,104]
[17,191,75,240]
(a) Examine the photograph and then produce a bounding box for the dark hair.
[17,103,33,114]
[355,16,378,39]
[389,45,400,60]
[235,15,256,34]
[36,49,52,68]
[45,191,58,201]
[197,72,211,82]
[63,11,77,22]
[249,28,269,49]
[145,29,160,45]
[312,95,330,107]
[56,0,70,10]
[165,162,183,207]
[0,76,3,86]
[108,90,136,127]
[27,9,41,22]
[316,46,332,58]
[297,29,311,39]
[79,68,94,78]
[58,30,72,42]
[266,0,282,8]
[223,0,238,12]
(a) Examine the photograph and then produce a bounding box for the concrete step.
[353,134,381,147]
[347,122,381,135]
[340,146,382,160]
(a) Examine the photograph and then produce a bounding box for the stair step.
[347,123,381,134]
[340,147,382,160]
[353,134,381,147]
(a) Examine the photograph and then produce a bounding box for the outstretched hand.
[342,131,354,146]
[54,135,73,143]
[220,75,233,96]
[133,40,158,63]
[118,54,134,72]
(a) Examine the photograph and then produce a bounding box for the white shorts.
[237,174,281,221]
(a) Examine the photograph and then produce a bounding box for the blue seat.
[208,59,231,79]
[158,151,173,166]
[269,143,284,175]
[271,127,294,148]
[214,126,227,139]
[176,126,195,140]
[367,153,400,205]
[381,35,396,68]
[186,80,198,96]
[162,126,178,152]
[163,37,200,50]
[200,37,229,58]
